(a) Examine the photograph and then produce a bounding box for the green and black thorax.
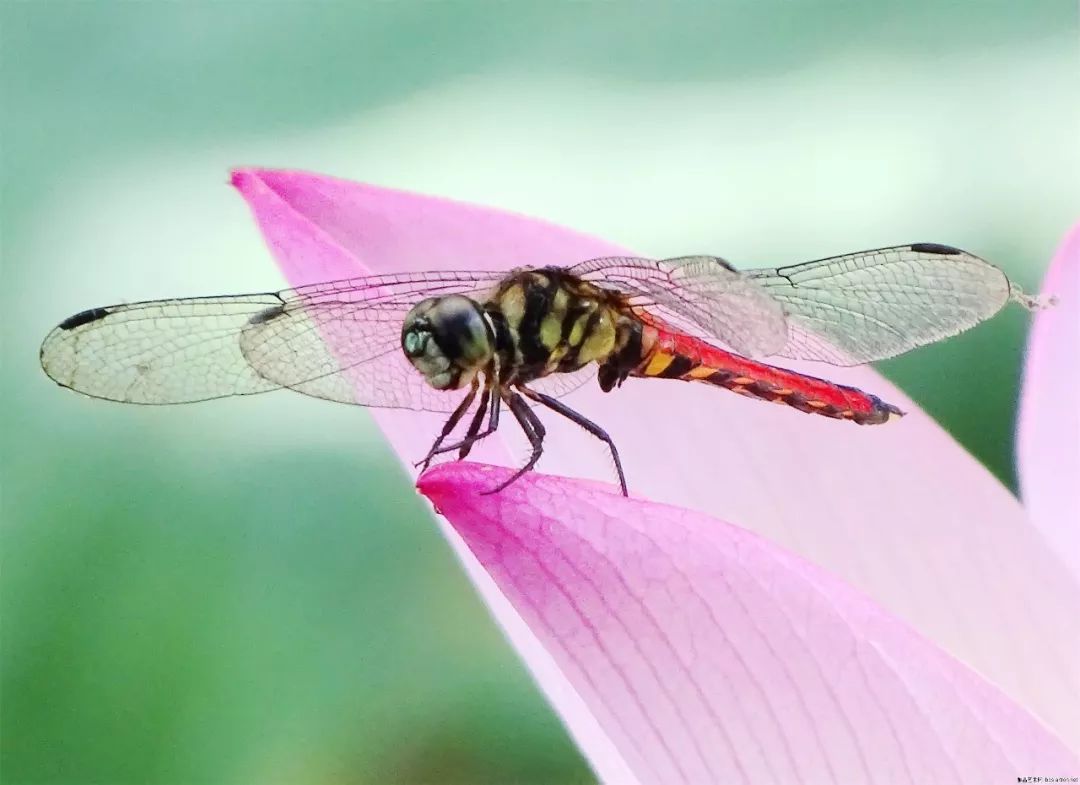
[400,267,647,393]
[482,268,644,387]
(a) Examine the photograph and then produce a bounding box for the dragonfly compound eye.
[402,295,493,390]
[402,325,429,357]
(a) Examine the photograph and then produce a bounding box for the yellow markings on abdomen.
[644,352,675,376]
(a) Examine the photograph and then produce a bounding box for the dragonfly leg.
[456,386,491,460]
[519,387,628,496]
[482,390,546,495]
[415,382,478,471]
[422,385,502,460]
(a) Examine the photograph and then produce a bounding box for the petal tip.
[228,167,266,193]
[418,463,649,519]
[417,462,500,503]
[415,462,455,500]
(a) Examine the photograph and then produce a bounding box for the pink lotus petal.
[1018,222,1080,577]
[420,462,1079,784]
[231,169,1080,764]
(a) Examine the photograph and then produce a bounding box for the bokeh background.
[3,3,1077,784]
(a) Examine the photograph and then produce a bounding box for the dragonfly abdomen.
[631,327,903,425]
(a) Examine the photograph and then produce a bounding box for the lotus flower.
[1019,224,1080,580]
[232,168,1080,783]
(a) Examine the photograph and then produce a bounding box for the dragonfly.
[40,243,1045,495]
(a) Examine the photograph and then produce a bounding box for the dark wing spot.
[249,304,286,325]
[713,257,736,271]
[910,242,962,256]
[58,307,110,330]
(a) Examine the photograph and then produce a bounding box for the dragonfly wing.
[571,256,789,357]
[41,294,286,404]
[528,363,597,399]
[744,243,1018,365]
[40,270,504,412]
[237,291,478,413]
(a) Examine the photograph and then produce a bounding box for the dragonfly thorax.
[401,295,495,390]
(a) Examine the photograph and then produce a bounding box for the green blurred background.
[2,3,1077,784]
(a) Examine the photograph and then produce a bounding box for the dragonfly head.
[402,295,494,390]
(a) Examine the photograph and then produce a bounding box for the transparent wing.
[528,363,597,399]
[40,270,507,412]
[571,255,789,357]
[743,243,1024,365]
[573,245,1029,366]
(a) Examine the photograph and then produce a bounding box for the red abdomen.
[632,327,903,425]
